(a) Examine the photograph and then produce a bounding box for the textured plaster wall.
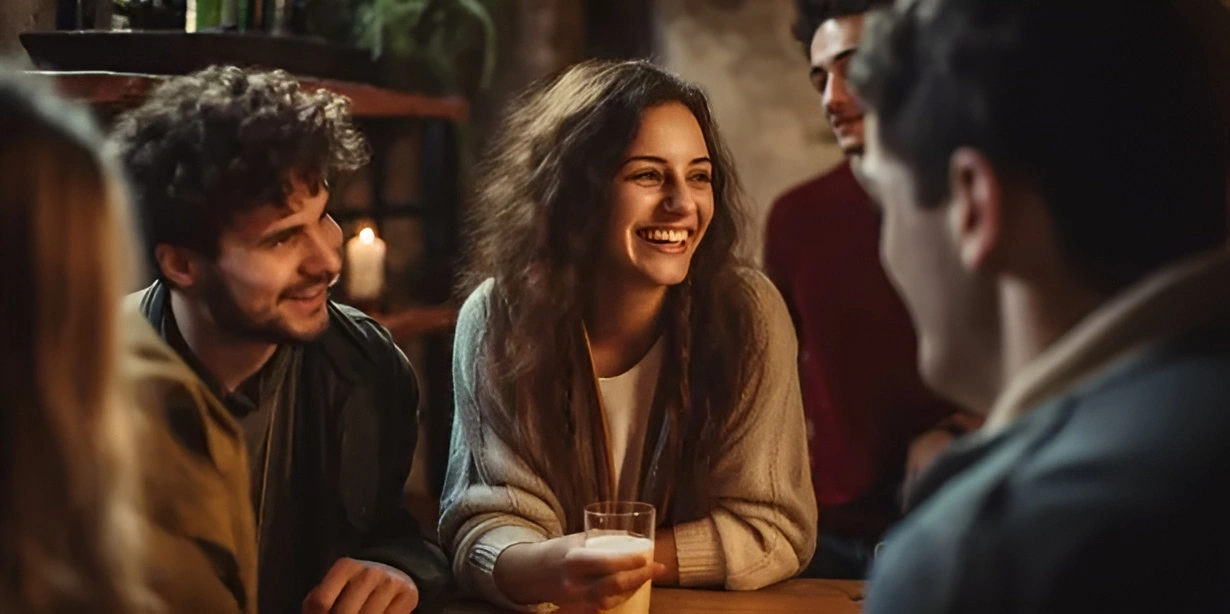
[1,0,53,60]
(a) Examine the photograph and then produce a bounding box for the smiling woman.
[602,102,715,290]
[440,59,818,611]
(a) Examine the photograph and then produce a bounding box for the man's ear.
[154,244,201,289]
[947,147,1004,273]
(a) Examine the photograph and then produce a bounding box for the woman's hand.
[494,533,664,609]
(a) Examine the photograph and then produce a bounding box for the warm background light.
[346,225,386,301]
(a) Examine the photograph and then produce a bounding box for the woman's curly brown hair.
[110,65,370,263]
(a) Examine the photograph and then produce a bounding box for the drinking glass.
[583,501,656,614]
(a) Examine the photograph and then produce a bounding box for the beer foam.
[584,534,654,555]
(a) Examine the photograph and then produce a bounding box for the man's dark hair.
[792,0,893,52]
[850,0,1229,293]
[111,65,370,264]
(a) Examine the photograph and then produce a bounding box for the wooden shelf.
[32,70,469,121]
[20,31,468,121]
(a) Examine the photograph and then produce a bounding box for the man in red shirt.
[765,0,979,578]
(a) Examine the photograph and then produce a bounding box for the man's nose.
[824,73,857,118]
[303,216,343,278]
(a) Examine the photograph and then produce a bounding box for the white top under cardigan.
[598,336,665,500]
[438,271,818,610]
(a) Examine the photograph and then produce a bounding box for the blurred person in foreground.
[0,61,152,614]
[112,65,448,614]
[0,66,257,613]
[767,0,975,579]
[850,0,1230,611]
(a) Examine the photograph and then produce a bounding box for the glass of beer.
[584,501,656,614]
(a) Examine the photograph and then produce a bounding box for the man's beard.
[198,268,331,345]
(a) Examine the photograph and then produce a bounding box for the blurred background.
[0,0,845,532]
[1,0,844,259]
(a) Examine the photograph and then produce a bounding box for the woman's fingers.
[564,548,653,577]
[593,565,656,599]
[563,562,655,607]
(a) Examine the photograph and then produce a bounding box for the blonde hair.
[0,67,152,612]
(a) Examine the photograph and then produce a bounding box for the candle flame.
[359,227,376,244]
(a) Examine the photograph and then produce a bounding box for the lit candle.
[345,226,387,301]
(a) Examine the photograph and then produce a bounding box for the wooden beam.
[32,70,469,121]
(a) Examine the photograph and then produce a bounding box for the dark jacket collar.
[131,280,378,388]
[984,249,1230,431]
[905,319,1230,515]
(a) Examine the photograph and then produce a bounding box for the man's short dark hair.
[792,0,893,52]
[111,65,370,264]
[851,0,1229,293]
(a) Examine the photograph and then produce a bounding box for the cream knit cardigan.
[438,271,818,609]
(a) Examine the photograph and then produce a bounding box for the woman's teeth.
[638,228,689,243]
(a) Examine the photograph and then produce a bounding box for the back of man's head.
[851,0,1229,293]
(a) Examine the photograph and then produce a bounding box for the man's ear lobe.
[154,244,199,288]
[948,147,1004,272]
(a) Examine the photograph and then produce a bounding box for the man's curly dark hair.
[110,65,370,263]
[792,0,892,52]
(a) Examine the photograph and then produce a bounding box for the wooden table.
[441,579,864,614]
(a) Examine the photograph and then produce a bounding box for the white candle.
[345,227,387,301]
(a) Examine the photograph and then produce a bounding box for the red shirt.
[765,162,955,524]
